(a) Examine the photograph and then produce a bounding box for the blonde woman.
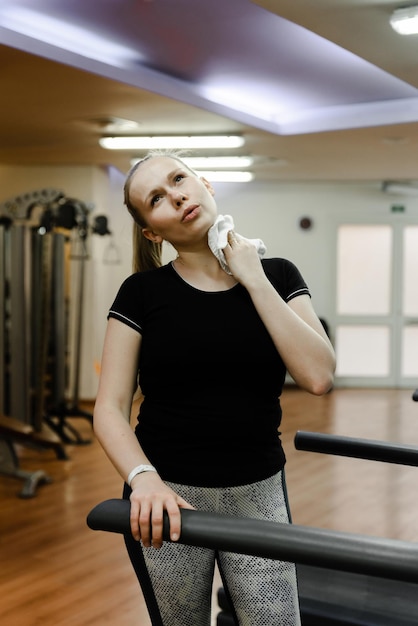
[94,152,335,626]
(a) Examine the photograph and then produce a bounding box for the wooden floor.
[1,387,418,625]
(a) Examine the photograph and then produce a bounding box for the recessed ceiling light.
[130,156,253,169]
[129,158,254,182]
[94,117,142,133]
[196,171,254,183]
[100,136,245,150]
[183,156,253,169]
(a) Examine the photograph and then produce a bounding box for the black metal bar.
[295,430,418,467]
[86,499,418,584]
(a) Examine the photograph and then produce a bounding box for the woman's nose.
[174,194,186,207]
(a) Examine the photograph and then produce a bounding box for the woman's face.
[128,156,218,248]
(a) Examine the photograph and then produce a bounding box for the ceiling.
[0,0,418,184]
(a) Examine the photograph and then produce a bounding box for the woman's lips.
[182,205,200,222]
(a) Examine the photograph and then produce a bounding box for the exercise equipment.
[1,214,60,495]
[86,498,418,626]
[294,430,418,466]
[0,190,112,495]
[87,498,418,582]
[0,417,53,498]
[290,429,418,625]
[43,200,94,444]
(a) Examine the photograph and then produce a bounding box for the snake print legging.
[123,471,301,626]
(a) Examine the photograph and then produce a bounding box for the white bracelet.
[127,464,157,487]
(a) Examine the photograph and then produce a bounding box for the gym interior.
[1,3,418,625]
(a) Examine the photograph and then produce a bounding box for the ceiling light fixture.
[390,5,418,35]
[131,156,253,170]
[131,156,254,170]
[129,157,254,182]
[196,171,254,183]
[184,156,253,169]
[100,136,245,150]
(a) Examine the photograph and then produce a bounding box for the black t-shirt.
[108,258,310,487]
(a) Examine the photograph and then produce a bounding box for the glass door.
[399,225,418,386]
[334,218,418,388]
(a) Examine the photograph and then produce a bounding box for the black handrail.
[295,431,418,466]
[87,499,418,584]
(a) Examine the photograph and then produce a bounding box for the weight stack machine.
[0,189,110,496]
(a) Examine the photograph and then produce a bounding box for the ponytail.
[132,222,162,273]
[124,155,163,273]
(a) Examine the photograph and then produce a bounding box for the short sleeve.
[261,258,310,302]
[107,273,143,334]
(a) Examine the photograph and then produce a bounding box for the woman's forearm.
[93,402,154,483]
[247,280,335,395]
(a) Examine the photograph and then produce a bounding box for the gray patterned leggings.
[123,471,301,626]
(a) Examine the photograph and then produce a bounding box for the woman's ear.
[201,177,215,196]
[142,228,163,244]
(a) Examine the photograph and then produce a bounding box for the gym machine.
[87,494,418,626]
[0,189,112,496]
[294,430,418,466]
[87,428,418,625]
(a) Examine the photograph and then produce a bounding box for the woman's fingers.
[165,496,195,543]
[130,500,141,541]
[130,492,195,549]
[139,501,153,547]
[227,230,239,246]
[147,501,164,549]
[164,499,182,543]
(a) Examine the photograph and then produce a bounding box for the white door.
[399,224,418,387]
[334,217,418,388]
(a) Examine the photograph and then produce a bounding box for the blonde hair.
[124,151,195,273]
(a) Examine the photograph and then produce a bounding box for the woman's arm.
[93,318,193,548]
[224,236,336,395]
[278,292,335,394]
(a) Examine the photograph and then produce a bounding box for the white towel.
[207,214,266,275]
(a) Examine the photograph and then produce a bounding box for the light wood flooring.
[1,387,418,625]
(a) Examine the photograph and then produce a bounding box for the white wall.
[2,165,418,398]
[213,180,418,324]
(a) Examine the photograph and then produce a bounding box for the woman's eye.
[174,174,184,183]
[151,194,162,207]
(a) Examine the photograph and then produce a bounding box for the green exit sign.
[391,204,405,213]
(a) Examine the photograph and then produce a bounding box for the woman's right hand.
[129,472,194,549]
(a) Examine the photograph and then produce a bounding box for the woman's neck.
[172,252,237,291]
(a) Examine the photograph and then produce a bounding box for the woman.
[93,152,335,626]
